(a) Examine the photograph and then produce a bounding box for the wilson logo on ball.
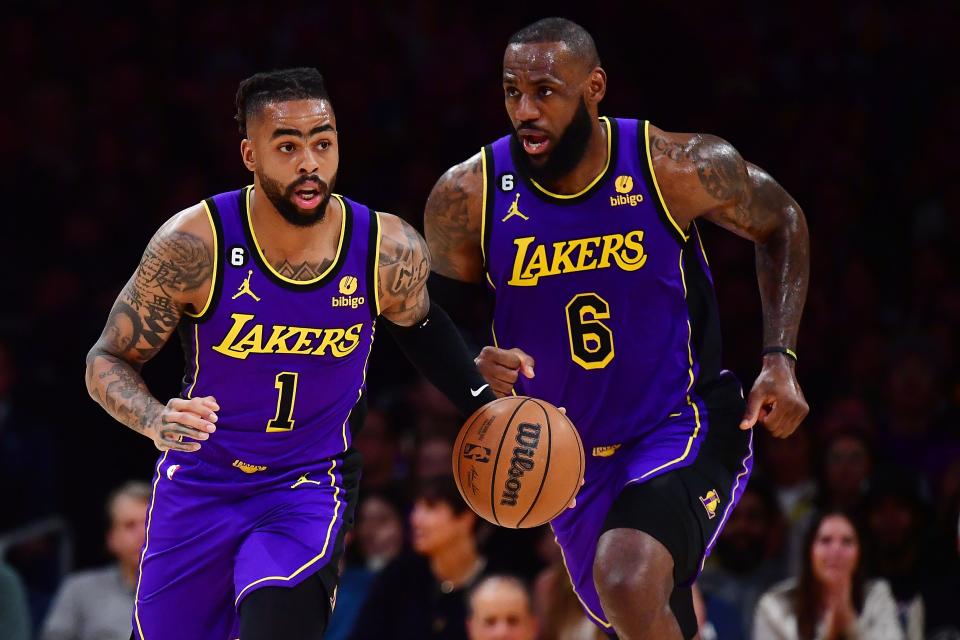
[500,422,542,506]
[463,443,492,463]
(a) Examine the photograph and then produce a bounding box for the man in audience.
[41,481,150,640]
[466,575,538,640]
[350,475,487,639]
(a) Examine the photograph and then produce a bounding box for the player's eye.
[505,86,520,98]
[539,87,553,97]
[279,142,295,153]
[317,140,331,150]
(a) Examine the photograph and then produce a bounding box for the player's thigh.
[134,458,241,640]
[239,570,332,640]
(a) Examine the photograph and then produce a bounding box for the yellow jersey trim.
[630,250,702,482]
[183,200,218,318]
[134,451,168,640]
[373,212,383,317]
[529,117,612,199]
[694,222,710,267]
[554,533,613,629]
[245,187,347,285]
[480,150,489,265]
[235,458,342,604]
[644,121,689,242]
[185,324,201,399]
[341,323,377,451]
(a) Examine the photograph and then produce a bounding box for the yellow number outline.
[565,293,615,370]
[266,371,299,432]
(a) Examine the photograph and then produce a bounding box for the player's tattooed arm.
[423,153,485,283]
[85,205,219,451]
[651,127,810,437]
[378,213,432,327]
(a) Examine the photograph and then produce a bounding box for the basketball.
[453,396,585,528]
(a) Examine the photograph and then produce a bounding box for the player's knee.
[593,528,674,607]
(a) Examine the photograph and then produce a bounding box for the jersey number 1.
[565,293,615,370]
[266,371,299,432]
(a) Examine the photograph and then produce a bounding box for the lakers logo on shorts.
[699,489,720,519]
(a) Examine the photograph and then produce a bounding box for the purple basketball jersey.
[177,186,379,471]
[133,187,376,639]
[481,119,753,630]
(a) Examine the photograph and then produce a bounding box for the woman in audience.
[753,510,902,640]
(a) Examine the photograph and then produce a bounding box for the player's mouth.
[518,129,551,156]
[291,183,325,209]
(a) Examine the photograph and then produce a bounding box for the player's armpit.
[377,212,431,327]
[423,153,485,283]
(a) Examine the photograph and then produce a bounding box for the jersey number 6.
[266,371,299,432]
[565,293,615,370]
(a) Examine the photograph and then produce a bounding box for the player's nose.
[298,148,320,174]
[515,93,540,123]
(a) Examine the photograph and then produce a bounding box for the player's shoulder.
[647,124,742,174]
[147,200,216,257]
[427,152,484,208]
[376,211,428,260]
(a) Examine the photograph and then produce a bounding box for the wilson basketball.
[453,396,585,528]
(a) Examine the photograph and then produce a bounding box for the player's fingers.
[739,391,768,430]
[557,406,567,415]
[485,364,519,386]
[168,397,219,422]
[156,429,201,452]
[160,423,210,445]
[163,411,217,435]
[508,348,536,379]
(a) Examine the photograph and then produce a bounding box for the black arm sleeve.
[427,271,491,355]
[382,301,497,416]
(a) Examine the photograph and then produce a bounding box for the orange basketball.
[453,396,585,528]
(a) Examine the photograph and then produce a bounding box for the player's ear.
[586,66,606,106]
[241,138,255,172]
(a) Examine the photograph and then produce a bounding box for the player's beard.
[511,97,594,184]
[258,171,336,227]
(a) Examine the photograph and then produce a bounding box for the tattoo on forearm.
[424,158,482,278]
[652,133,808,350]
[87,228,212,435]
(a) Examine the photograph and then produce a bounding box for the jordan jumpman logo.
[501,193,529,222]
[232,270,261,301]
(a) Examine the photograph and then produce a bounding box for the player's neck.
[428,537,481,588]
[249,186,342,254]
[537,118,608,195]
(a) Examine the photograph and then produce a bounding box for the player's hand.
[474,346,535,397]
[148,396,219,452]
[740,355,808,438]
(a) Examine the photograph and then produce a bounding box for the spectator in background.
[865,479,928,640]
[698,477,787,639]
[349,475,487,640]
[0,560,31,640]
[326,489,409,640]
[753,510,902,640]
[415,430,455,481]
[817,429,875,513]
[466,575,538,640]
[532,528,604,640]
[759,427,817,575]
[40,481,150,640]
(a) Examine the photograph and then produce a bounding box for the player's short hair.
[467,575,532,615]
[234,67,330,137]
[508,17,601,68]
[415,474,470,516]
[106,480,152,519]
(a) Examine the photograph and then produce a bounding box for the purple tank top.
[483,118,731,452]
[177,186,379,470]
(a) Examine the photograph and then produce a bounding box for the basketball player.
[84,68,494,640]
[425,19,809,640]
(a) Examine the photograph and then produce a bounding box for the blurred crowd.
[1,1,958,639]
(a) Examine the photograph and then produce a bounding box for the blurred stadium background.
[1,1,958,638]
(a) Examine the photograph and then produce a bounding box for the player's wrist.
[761,346,797,366]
